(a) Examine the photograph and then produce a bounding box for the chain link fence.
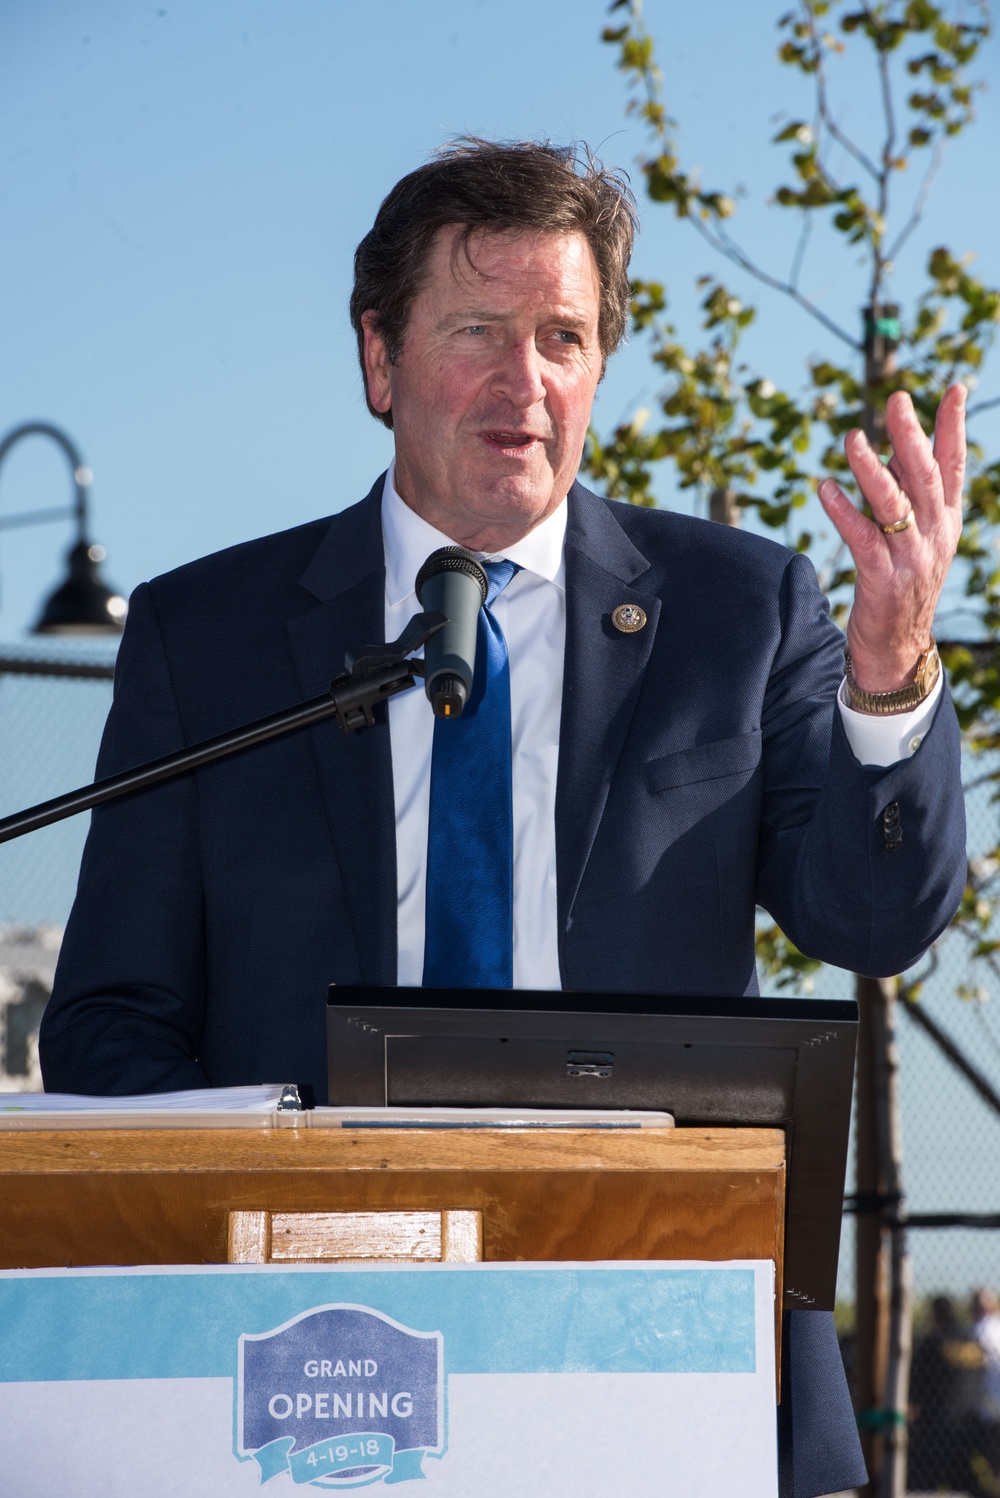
[0,643,114,1088]
[1,643,999,1492]
[828,766,1000,1495]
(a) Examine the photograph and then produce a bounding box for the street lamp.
[0,421,126,635]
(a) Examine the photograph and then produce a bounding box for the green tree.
[592,4,999,1493]
[593,0,1000,986]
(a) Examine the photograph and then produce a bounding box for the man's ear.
[361,310,393,416]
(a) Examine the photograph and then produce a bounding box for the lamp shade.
[33,540,127,635]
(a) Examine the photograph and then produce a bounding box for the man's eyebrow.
[435,308,502,326]
[434,306,596,330]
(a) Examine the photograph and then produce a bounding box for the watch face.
[919,648,941,694]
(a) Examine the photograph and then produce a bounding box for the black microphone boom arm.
[0,610,446,846]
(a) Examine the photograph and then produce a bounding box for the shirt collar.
[381,461,567,608]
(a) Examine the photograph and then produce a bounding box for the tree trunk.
[855,974,911,1498]
[855,306,911,1498]
[711,310,914,1493]
[709,485,740,527]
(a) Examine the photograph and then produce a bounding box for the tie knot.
[482,558,520,607]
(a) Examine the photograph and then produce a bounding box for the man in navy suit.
[40,141,967,1496]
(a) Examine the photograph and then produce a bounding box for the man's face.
[361,226,604,551]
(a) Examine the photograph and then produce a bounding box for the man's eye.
[463,325,487,336]
[555,329,581,344]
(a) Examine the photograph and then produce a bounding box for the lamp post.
[0,421,126,635]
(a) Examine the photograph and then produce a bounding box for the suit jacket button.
[882,802,903,851]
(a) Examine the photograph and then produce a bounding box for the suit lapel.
[556,485,661,957]
[286,476,397,986]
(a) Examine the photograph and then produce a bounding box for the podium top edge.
[328,988,859,1024]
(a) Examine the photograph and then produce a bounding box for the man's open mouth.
[484,431,536,448]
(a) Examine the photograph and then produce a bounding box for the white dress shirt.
[382,463,942,988]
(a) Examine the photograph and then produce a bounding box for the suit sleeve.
[39,583,211,1094]
[755,551,966,977]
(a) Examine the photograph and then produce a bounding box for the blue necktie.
[422,559,519,988]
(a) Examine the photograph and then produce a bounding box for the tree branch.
[690,213,859,349]
[820,102,881,183]
[886,136,947,264]
[961,770,1000,793]
[878,49,897,170]
[858,2,896,305]
[974,1001,1000,1071]
[617,0,859,348]
[900,987,1000,1121]
[968,394,1000,417]
[788,210,814,293]
[807,1,881,182]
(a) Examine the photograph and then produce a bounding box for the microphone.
[415,547,488,718]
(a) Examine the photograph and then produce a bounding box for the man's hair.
[350,138,638,428]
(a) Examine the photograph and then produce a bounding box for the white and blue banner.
[0,1260,778,1497]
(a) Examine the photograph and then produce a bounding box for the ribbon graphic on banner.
[252,1431,427,1487]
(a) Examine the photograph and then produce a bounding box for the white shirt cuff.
[837,671,943,767]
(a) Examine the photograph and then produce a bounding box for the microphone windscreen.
[415,548,488,718]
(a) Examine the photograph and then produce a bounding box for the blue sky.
[1,0,997,635]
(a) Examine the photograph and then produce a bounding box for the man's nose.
[491,339,546,408]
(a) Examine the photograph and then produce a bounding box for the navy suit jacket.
[41,476,966,1497]
[40,476,965,1097]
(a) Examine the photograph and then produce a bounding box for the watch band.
[844,641,941,716]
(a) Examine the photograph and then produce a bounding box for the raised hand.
[817,385,966,693]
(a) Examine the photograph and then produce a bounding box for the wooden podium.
[0,1122,782,1269]
[1,1119,789,1421]
[0,1121,785,1361]
[0,1121,788,1496]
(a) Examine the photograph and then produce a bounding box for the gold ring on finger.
[880,508,915,535]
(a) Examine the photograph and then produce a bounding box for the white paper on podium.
[0,1260,777,1497]
[0,1092,675,1131]
[0,1082,289,1115]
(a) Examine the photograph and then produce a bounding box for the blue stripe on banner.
[0,1266,756,1383]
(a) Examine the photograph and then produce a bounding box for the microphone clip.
[344,610,445,679]
[330,611,446,734]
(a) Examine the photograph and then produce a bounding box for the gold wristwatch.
[844,640,941,716]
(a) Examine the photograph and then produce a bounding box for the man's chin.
[402,463,566,545]
[469,471,562,526]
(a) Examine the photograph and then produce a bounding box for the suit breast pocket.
[644,731,762,796]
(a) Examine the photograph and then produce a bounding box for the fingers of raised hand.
[882,390,946,522]
[817,476,887,569]
[819,390,964,678]
[843,426,913,531]
[820,387,966,557]
[841,387,966,540]
[930,382,967,510]
[883,385,967,516]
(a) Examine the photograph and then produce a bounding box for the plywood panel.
[0,1127,784,1277]
[0,1124,781,1175]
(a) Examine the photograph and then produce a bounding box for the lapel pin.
[612,604,647,634]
